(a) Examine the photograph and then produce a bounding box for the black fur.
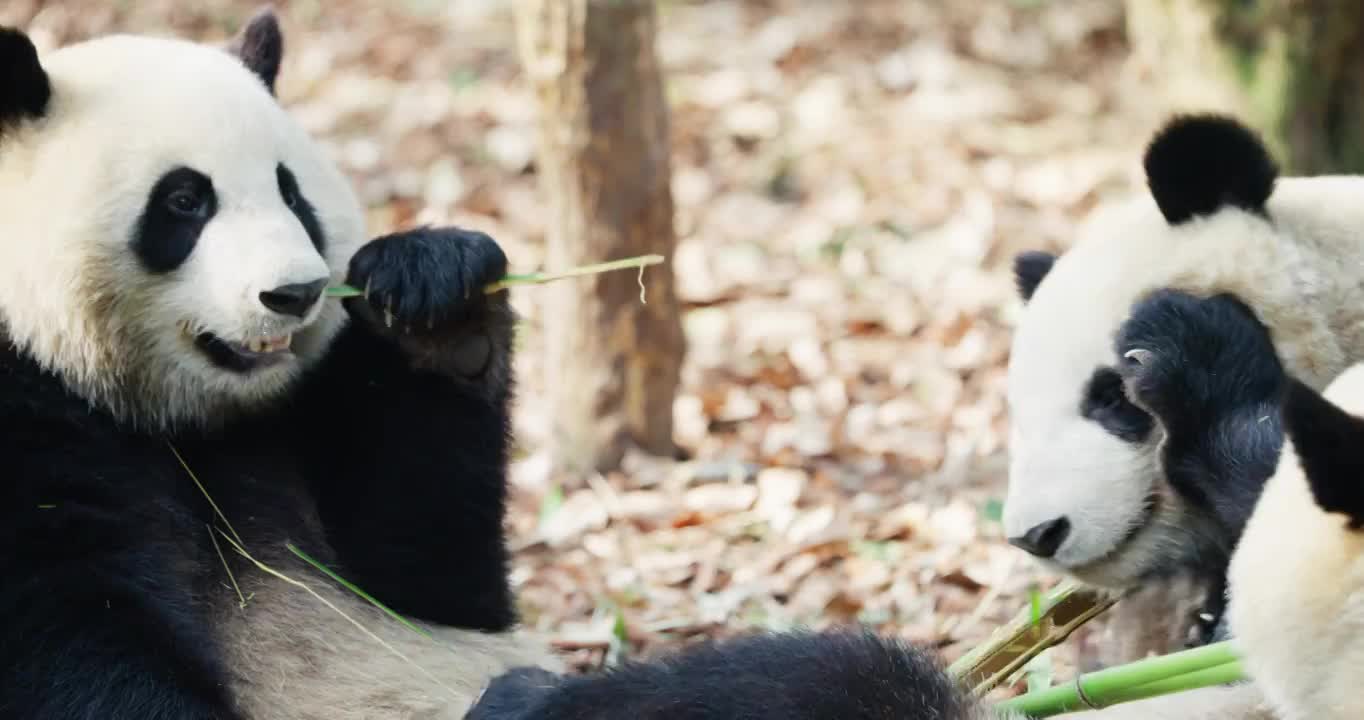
[277,163,325,252]
[1013,250,1056,302]
[1143,114,1278,225]
[1079,366,1155,444]
[227,6,283,94]
[0,227,518,717]
[1281,377,1364,529]
[467,629,984,720]
[1113,289,1287,643]
[132,167,218,273]
[0,27,50,132]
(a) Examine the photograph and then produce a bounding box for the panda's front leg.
[1113,289,1286,511]
[297,226,520,634]
[1113,289,1287,647]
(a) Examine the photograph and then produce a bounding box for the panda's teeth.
[264,334,292,352]
[243,334,294,354]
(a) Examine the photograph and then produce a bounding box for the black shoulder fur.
[1282,377,1364,529]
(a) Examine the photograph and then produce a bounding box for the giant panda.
[1225,361,1364,720]
[0,11,558,719]
[1002,112,1364,649]
[464,275,1291,720]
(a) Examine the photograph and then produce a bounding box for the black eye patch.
[131,166,216,273]
[277,163,325,252]
[1080,367,1154,443]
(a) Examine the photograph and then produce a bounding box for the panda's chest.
[168,433,330,558]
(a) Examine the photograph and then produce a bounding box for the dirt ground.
[6,0,1199,696]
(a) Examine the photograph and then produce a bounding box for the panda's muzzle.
[192,330,294,373]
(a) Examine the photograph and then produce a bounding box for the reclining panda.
[1002,112,1364,650]
[0,12,557,719]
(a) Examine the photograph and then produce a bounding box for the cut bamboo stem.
[949,581,1119,697]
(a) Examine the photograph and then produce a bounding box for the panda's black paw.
[465,666,561,720]
[1114,289,1282,430]
[347,226,508,327]
[344,226,513,377]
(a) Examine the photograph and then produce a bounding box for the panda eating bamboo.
[0,11,557,719]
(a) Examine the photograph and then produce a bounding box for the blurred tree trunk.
[1125,0,1364,174]
[515,0,685,473]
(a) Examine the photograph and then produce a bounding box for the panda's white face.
[0,29,365,430]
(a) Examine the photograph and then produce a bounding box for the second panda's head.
[0,10,365,430]
[1002,114,1291,589]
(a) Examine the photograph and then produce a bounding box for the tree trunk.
[515,0,685,474]
[1125,0,1364,174]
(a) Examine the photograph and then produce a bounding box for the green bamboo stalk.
[323,253,665,298]
[1100,661,1245,707]
[993,641,1244,717]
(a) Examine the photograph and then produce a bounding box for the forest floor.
[11,0,1196,697]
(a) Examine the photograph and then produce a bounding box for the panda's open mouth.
[192,331,294,373]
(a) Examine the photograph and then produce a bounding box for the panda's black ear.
[229,6,284,95]
[1013,250,1056,302]
[1143,114,1278,225]
[0,27,50,131]
[1282,378,1364,530]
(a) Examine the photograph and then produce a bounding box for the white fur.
[0,33,365,430]
[1006,176,1364,588]
[217,544,560,720]
[1227,363,1364,720]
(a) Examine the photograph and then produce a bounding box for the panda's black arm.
[292,289,518,633]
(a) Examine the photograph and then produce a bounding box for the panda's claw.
[1123,348,1154,367]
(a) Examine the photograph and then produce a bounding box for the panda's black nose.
[1008,517,1071,559]
[259,278,328,318]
